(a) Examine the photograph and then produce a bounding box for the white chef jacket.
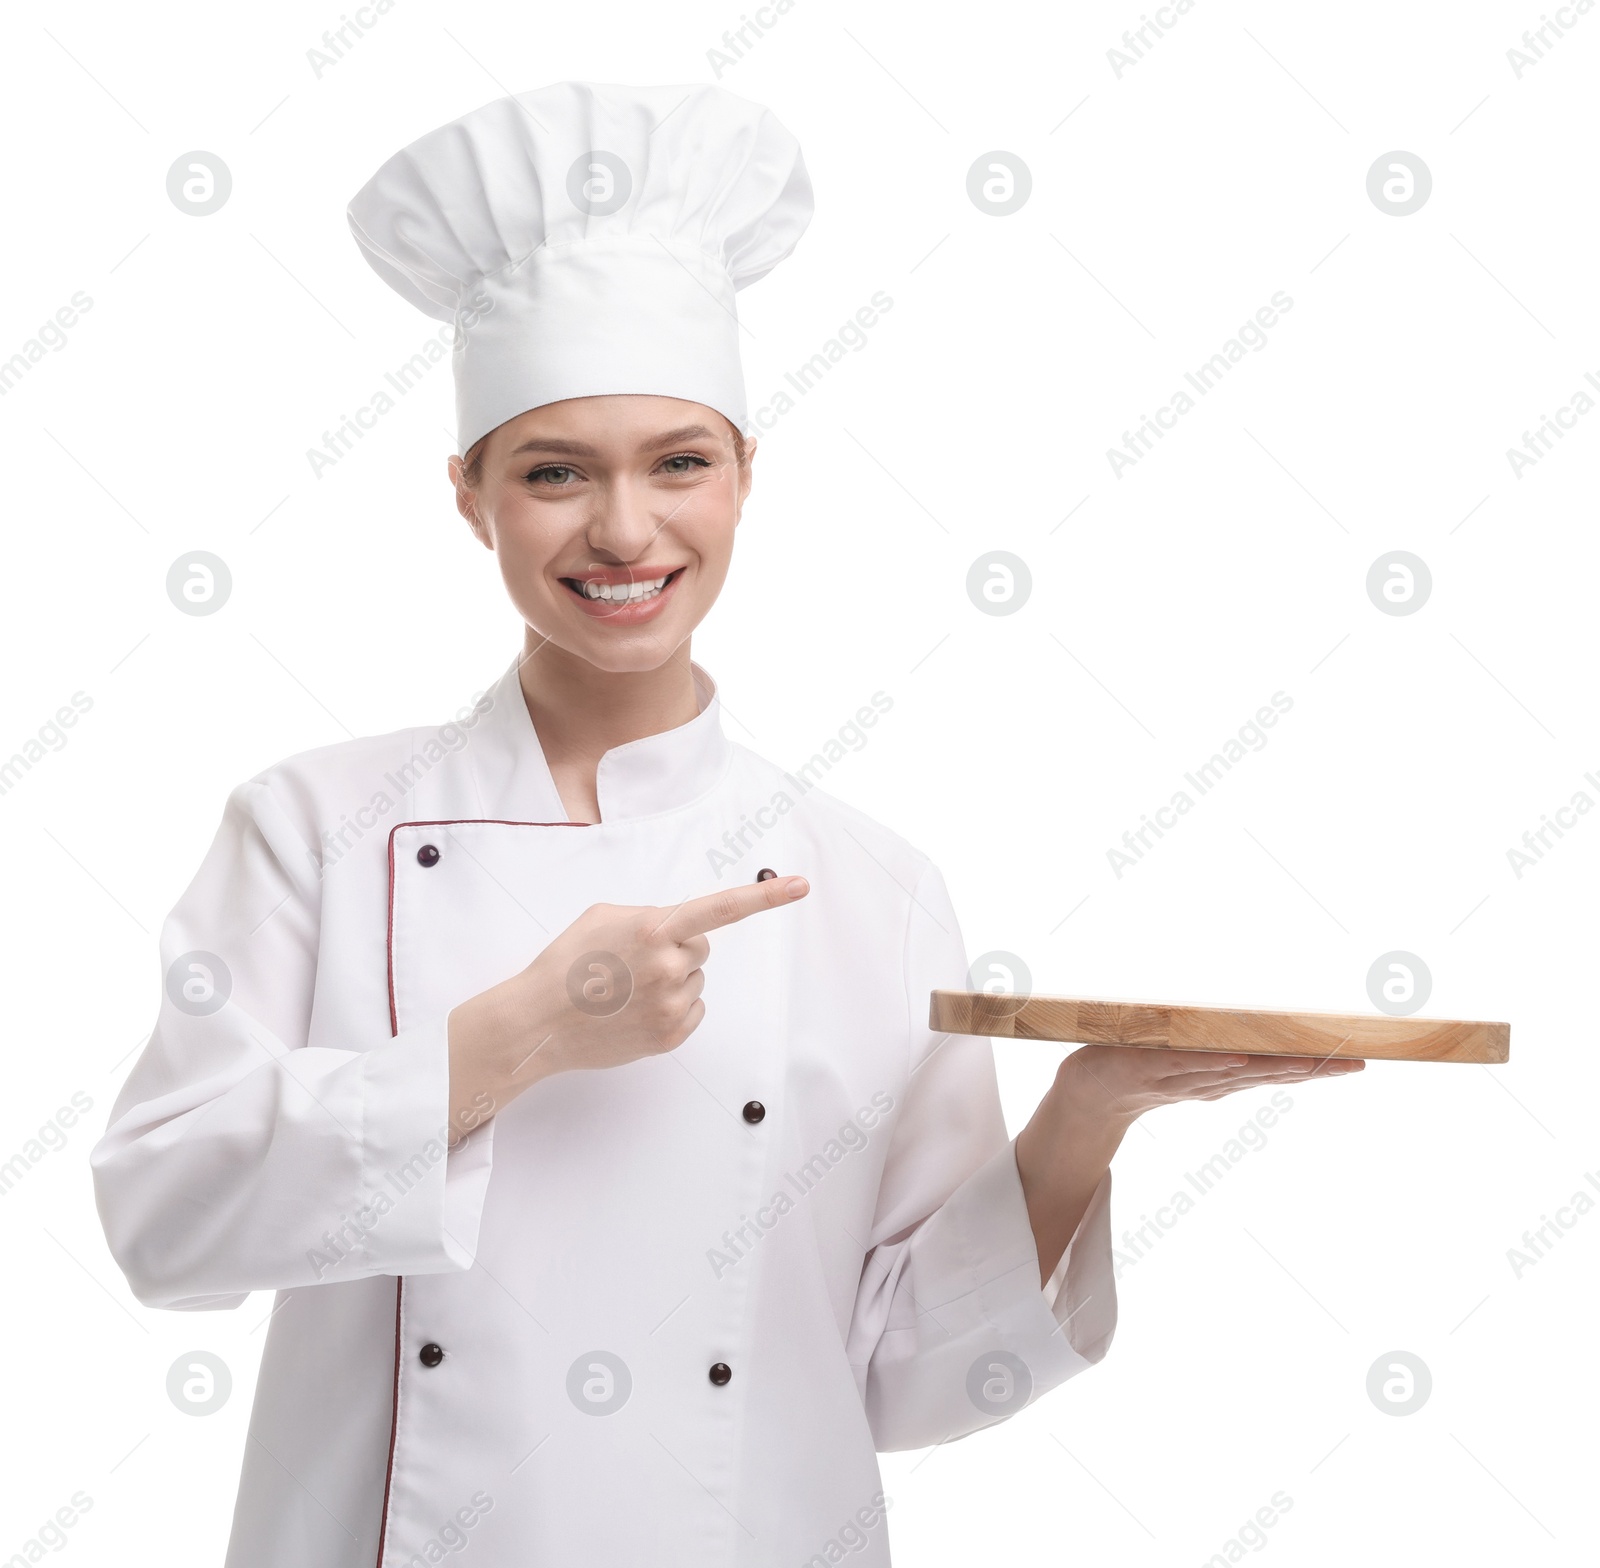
[92,655,1115,1567]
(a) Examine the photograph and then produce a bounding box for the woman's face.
[450,394,754,674]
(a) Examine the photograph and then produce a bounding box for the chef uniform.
[92,81,1116,1568]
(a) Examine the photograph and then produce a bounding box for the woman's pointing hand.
[446,874,809,1137]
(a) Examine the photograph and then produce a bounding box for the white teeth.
[579,574,670,601]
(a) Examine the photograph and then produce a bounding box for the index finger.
[660,875,809,941]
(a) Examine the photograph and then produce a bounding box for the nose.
[582,474,682,564]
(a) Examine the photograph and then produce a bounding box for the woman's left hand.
[1015,1046,1365,1286]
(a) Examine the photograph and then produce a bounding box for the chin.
[517,602,700,675]
[568,636,690,675]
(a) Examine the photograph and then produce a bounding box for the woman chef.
[92,80,1362,1568]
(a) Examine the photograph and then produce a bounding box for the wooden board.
[928,989,1509,1064]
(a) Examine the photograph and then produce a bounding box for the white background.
[1,0,1595,1563]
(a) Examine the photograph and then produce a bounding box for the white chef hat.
[346,80,813,456]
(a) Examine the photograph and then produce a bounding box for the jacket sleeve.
[90,773,495,1310]
[847,860,1117,1451]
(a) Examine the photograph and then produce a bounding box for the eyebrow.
[509,423,719,458]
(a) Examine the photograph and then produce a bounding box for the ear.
[448,454,494,550]
[734,436,757,525]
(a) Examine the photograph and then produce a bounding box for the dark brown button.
[742,1101,765,1124]
[417,844,440,868]
[708,1362,732,1386]
[419,1342,444,1367]
[756,868,776,882]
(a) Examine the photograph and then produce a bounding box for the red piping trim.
[373,815,590,1566]
[374,1275,403,1567]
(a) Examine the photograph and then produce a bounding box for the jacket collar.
[469,651,733,824]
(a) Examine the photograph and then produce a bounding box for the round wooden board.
[929,990,1509,1064]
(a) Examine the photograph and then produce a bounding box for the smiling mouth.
[560,567,686,604]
